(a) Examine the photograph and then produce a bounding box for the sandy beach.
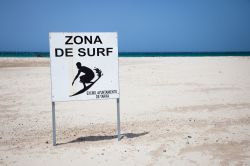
[0,56,250,165]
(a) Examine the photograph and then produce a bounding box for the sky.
[0,0,250,52]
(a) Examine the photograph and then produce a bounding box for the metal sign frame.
[51,99,121,146]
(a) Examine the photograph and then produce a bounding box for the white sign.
[49,32,119,102]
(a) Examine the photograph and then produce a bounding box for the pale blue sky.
[0,0,250,52]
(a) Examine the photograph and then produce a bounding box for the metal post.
[116,98,121,141]
[52,102,56,146]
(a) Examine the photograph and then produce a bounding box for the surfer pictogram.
[70,62,103,97]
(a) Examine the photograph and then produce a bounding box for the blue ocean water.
[0,52,249,57]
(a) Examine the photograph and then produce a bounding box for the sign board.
[49,32,119,102]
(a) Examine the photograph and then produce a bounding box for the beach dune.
[0,57,250,165]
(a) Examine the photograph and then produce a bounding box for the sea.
[0,52,249,57]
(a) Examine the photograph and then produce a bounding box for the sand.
[0,56,250,165]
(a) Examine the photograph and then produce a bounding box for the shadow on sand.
[57,132,149,146]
